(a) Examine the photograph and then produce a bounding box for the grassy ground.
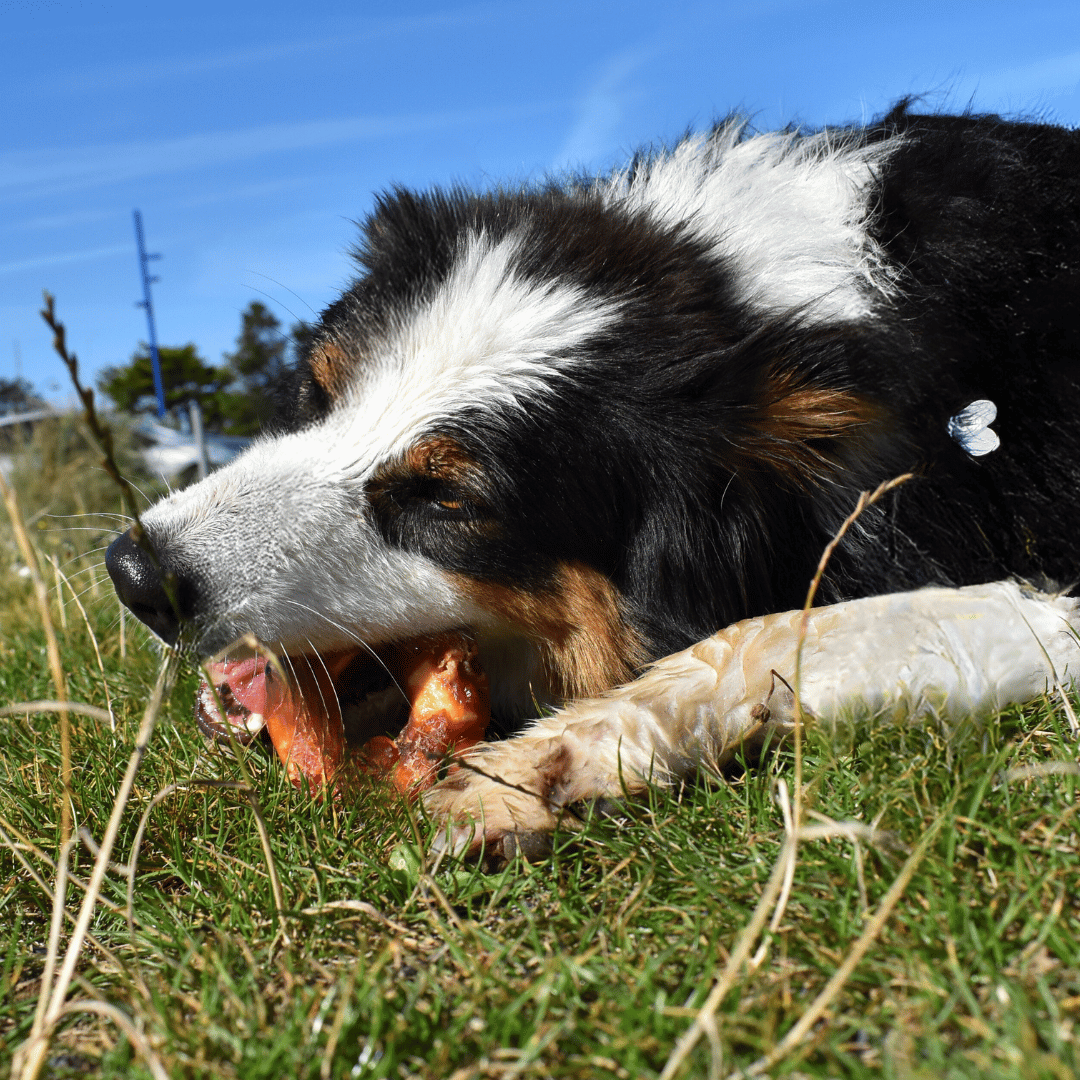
[1,433,1079,1078]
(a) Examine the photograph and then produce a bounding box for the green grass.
[1,453,1079,1078]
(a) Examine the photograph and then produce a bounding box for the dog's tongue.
[212,656,274,714]
[197,654,347,790]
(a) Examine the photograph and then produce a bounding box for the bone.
[360,634,491,792]
[263,658,348,792]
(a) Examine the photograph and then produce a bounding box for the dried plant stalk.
[0,471,71,844]
[12,653,178,1080]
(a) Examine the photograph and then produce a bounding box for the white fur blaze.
[601,123,903,322]
[338,229,621,460]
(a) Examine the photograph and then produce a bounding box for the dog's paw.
[423,739,577,858]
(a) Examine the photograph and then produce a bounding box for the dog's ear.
[736,363,881,488]
[709,320,889,492]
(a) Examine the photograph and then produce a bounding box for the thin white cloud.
[7,207,120,232]
[0,244,132,276]
[552,48,657,172]
[1,101,564,201]
[38,5,522,96]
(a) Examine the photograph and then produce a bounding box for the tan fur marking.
[742,368,879,484]
[404,436,476,481]
[460,562,648,702]
[537,743,574,799]
[307,341,352,398]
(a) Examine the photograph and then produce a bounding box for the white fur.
[337,229,620,462]
[601,123,902,322]
[141,436,478,655]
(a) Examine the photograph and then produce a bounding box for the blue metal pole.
[133,210,166,418]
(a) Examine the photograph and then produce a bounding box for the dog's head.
[108,174,887,740]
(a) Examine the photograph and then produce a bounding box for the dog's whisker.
[303,638,342,732]
[57,551,110,573]
[46,512,132,525]
[278,598,409,706]
[59,579,107,608]
[123,478,157,509]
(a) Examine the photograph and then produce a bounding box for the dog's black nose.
[105,529,182,645]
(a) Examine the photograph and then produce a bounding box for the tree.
[218,301,292,433]
[0,377,46,416]
[98,344,232,425]
[99,302,317,435]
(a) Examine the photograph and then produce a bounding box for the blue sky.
[4,0,1080,403]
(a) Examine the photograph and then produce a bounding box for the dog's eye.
[428,493,483,521]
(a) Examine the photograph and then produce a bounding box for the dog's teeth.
[246,713,265,733]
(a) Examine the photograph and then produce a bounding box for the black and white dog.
[107,106,1080,850]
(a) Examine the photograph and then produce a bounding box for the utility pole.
[133,210,166,418]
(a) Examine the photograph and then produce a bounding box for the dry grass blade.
[52,558,115,727]
[33,838,74,1036]
[1007,599,1080,738]
[734,802,952,1078]
[57,1000,169,1080]
[0,824,135,978]
[0,701,113,723]
[1000,761,1080,782]
[791,473,912,822]
[50,556,67,632]
[0,470,72,844]
[662,476,914,1079]
[658,834,795,1080]
[749,779,795,971]
[11,652,178,1080]
[124,779,251,940]
[299,900,412,935]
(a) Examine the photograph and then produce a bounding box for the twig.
[39,292,181,618]
[39,293,142,528]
